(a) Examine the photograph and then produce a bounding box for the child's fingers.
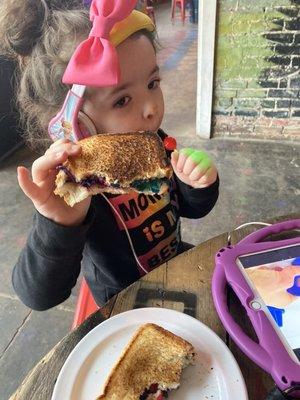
[31,151,69,183]
[32,143,81,184]
[206,167,218,185]
[177,148,203,174]
[193,167,218,187]
[180,148,212,175]
[17,166,42,201]
[183,156,198,176]
[189,158,213,181]
[189,164,206,182]
[45,142,81,158]
[49,138,72,149]
[176,151,189,173]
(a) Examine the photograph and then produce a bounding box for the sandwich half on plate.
[97,323,195,400]
[54,131,173,207]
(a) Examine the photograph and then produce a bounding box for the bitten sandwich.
[54,131,173,207]
[97,323,195,400]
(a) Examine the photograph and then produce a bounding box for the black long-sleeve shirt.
[12,132,219,310]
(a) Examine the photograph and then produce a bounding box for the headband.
[62,0,155,87]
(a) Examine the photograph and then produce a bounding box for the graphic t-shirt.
[107,176,181,275]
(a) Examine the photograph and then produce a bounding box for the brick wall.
[213,0,300,140]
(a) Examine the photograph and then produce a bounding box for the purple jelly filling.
[58,166,76,182]
[58,166,167,192]
[139,384,169,399]
[58,166,108,188]
[80,176,107,188]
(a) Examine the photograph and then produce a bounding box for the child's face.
[82,34,164,134]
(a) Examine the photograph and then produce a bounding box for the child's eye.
[148,78,161,90]
[114,96,131,108]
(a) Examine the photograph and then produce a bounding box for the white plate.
[52,308,248,400]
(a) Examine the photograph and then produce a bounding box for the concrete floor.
[0,3,299,399]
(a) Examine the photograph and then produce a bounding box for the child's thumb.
[17,166,41,202]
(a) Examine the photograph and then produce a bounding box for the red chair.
[171,0,187,24]
[72,278,99,330]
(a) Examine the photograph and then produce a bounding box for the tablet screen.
[238,244,300,357]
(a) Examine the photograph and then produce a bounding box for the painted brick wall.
[213,0,300,140]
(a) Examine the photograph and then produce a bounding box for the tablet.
[237,244,300,363]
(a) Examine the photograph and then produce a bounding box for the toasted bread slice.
[97,323,195,400]
[54,131,172,207]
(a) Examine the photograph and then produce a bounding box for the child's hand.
[171,148,218,189]
[17,139,91,227]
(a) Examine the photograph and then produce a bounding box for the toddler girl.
[0,0,219,309]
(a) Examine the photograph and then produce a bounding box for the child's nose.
[143,100,157,120]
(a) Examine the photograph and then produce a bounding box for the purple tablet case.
[212,219,300,396]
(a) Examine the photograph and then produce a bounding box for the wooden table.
[10,214,299,400]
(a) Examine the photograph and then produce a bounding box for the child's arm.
[12,208,95,310]
[14,139,94,310]
[171,148,219,218]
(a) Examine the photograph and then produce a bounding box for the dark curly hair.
[0,1,157,149]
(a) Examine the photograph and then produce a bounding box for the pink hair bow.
[62,0,137,87]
